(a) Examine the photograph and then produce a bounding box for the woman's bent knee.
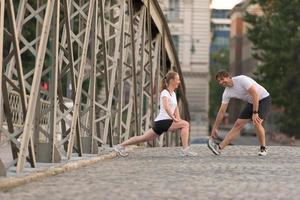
[182,120,189,128]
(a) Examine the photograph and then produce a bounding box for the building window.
[191,42,196,55]
[172,35,179,53]
[214,24,230,31]
[211,9,230,19]
[168,0,179,21]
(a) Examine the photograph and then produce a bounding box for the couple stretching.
[114,70,271,157]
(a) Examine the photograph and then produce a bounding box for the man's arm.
[211,103,228,138]
[247,85,262,125]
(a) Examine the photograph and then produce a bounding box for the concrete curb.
[0,146,138,191]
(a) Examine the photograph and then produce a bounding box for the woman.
[114,71,197,157]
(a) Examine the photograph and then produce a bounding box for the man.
[207,70,271,156]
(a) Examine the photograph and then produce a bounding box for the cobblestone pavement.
[1,145,300,200]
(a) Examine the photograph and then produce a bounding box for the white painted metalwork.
[0,0,190,174]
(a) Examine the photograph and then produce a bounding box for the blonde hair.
[160,71,178,92]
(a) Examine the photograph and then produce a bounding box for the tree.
[209,48,229,120]
[244,0,300,137]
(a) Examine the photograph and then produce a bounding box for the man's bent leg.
[219,119,249,149]
[254,122,266,147]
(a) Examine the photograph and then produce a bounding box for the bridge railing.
[0,0,190,174]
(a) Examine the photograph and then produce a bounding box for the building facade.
[210,8,230,53]
[158,0,211,137]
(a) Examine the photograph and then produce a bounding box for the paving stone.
[0,145,299,200]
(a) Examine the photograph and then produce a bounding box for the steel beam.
[17,0,55,173]
[0,0,190,173]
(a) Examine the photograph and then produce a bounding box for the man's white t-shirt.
[222,75,269,104]
[155,89,177,121]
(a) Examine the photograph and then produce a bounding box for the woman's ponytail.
[160,71,178,92]
[160,76,167,92]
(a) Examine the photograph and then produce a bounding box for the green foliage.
[244,0,300,137]
[209,48,229,120]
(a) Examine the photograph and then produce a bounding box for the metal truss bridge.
[0,0,189,174]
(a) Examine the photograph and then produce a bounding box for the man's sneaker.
[258,146,267,156]
[180,147,198,157]
[207,137,221,155]
[114,145,128,157]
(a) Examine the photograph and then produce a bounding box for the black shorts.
[152,119,173,135]
[239,96,271,120]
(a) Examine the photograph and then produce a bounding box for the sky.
[210,0,244,10]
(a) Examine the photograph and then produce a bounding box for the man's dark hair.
[215,70,231,80]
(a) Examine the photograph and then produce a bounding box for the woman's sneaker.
[114,145,128,157]
[207,137,221,155]
[258,146,267,156]
[180,147,198,156]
